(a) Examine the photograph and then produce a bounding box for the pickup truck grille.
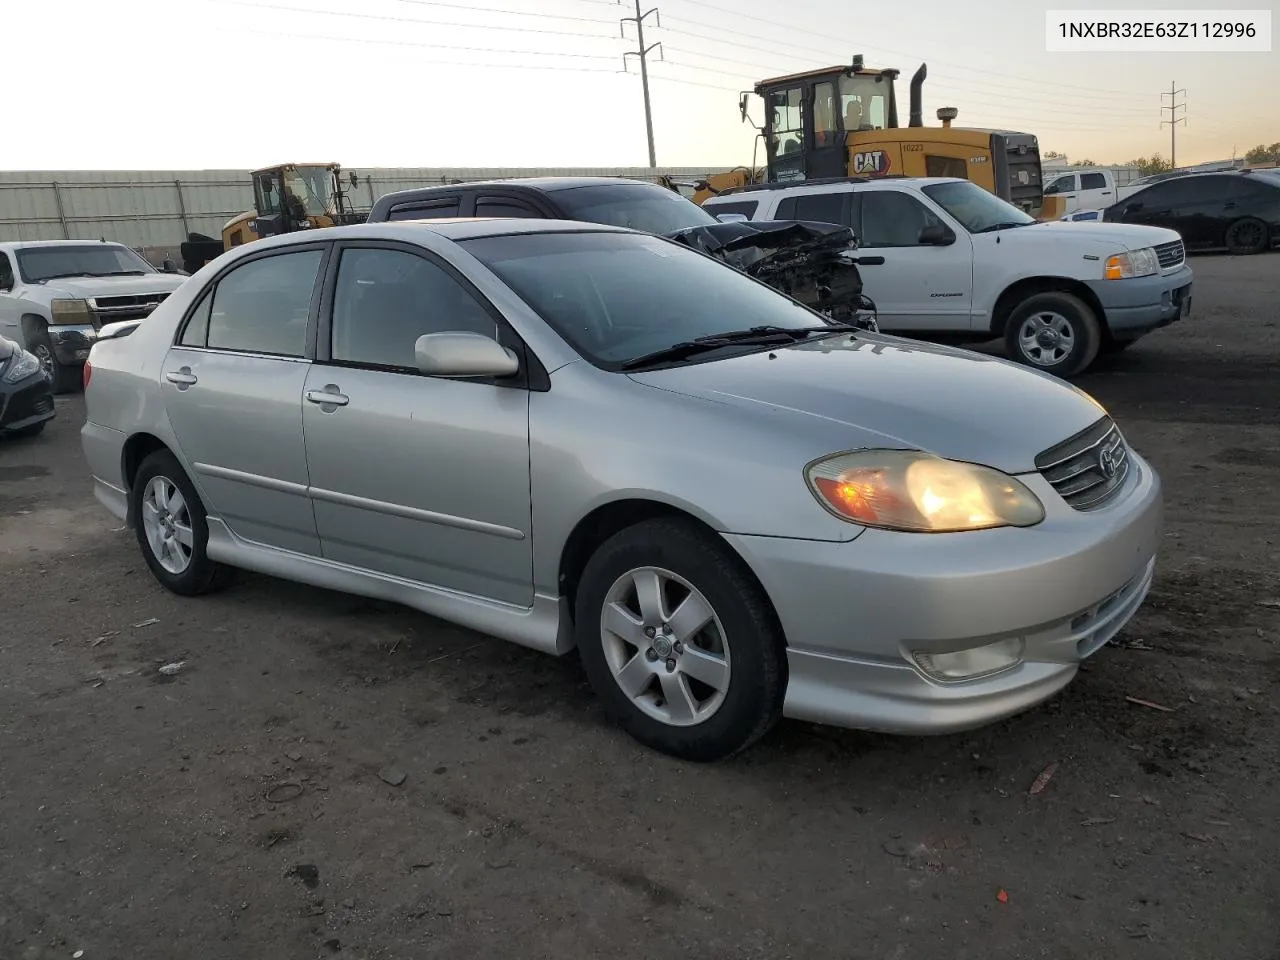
[88,292,172,328]
[1154,239,1184,269]
[1035,417,1130,511]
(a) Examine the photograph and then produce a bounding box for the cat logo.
[851,150,891,176]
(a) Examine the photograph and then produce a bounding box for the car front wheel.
[131,449,233,596]
[574,518,786,762]
[1004,291,1101,378]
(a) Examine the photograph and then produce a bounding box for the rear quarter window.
[705,200,760,218]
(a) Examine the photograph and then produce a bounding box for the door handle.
[1223,201,1238,210]
[165,368,197,386]
[306,387,349,407]
[1100,191,1112,195]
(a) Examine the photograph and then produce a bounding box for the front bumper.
[0,374,57,434]
[723,449,1163,735]
[47,323,97,365]
[1087,264,1193,337]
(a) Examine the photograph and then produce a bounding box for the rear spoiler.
[96,318,143,342]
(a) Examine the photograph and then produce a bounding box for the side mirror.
[161,258,177,273]
[918,223,956,245]
[414,331,519,378]
[715,212,749,223]
[1124,201,1143,215]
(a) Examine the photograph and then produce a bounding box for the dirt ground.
[2,253,1278,960]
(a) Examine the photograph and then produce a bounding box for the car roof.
[0,238,132,252]
[704,176,965,202]
[241,217,639,252]
[389,176,662,195]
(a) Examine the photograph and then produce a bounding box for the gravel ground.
[2,253,1278,960]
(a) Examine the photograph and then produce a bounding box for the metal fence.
[0,167,738,255]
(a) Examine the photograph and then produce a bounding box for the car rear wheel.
[1224,216,1268,255]
[574,518,786,762]
[131,449,233,596]
[1004,291,1101,378]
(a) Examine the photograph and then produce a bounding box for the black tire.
[131,448,234,596]
[1224,216,1268,256]
[1003,291,1101,378]
[28,331,79,394]
[574,517,786,762]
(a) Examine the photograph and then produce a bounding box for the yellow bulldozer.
[180,162,364,274]
[683,56,1063,219]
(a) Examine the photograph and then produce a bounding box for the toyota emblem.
[1098,446,1117,478]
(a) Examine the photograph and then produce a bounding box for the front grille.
[1035,416,1130,510]
[88,291,171,329]
[1154,239,1184,269]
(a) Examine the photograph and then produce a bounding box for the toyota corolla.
[81,218,1162,761]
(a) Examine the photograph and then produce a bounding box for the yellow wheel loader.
[683,57,1064,220]
[180,163,364,274]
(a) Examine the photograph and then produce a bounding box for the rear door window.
[775,191,848,225]
[203,249,323,357]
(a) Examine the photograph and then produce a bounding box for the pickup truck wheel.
[29,333,79,395]
[1004,292,1101,378]
[1224,217,1268,255]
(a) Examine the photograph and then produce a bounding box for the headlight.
[50,298,94,325]
[2,349,42,383]
[804,449,1046,533]
[1104,247,1158,279]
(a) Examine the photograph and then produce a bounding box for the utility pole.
[1160,82,1186,169]
[620,0,662,168]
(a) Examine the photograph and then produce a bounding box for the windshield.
[15,244,156,283]
[552,183,720,235]
[838,74,890,131]
[461,230,828,369]
[920,180,1036,232]
[286,166,336,217]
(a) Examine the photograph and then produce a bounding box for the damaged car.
[363,177,881,329]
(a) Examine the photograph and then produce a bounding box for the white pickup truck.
[0,240,188,392]
[703,176,1193,378]
[1042,167,1159,215]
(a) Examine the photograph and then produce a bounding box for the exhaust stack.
[909,63,927,127]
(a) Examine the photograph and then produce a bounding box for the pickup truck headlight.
[50,298,94,325]
[805,450,1045,533]
[1104,247,1159,279]
[2,349,42,383]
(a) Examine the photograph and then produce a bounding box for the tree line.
[1043,142,1280,177]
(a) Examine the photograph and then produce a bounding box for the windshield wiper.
[972,221,1032,234]
[620,323,858,370]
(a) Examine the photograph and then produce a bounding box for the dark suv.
[366,177,881,327]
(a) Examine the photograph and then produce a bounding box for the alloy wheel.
[141,475,194,575]
[598,566,732,727]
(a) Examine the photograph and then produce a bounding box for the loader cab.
[250,163,347,239]
[755,57,900,183]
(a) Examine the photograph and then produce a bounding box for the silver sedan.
[81,218,1163,761]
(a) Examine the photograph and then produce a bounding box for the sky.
[6,0,1276,171]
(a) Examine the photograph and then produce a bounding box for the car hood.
[40,274,188,299]
[626,333,1109,474]
[1014,219,1183,250]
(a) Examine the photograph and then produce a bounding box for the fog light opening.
[911,637,1025,682]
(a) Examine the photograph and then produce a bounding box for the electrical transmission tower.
[620,0,662,168]
[1160,82,1186,169]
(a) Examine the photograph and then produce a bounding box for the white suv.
[704,177,1193,377]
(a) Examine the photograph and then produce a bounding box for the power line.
[657,3,1158,102]
[1160,83,1187,167]
[203,0,621,38]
